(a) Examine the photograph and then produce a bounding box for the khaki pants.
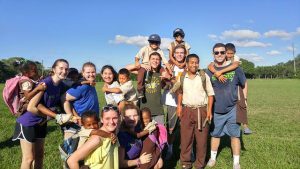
[180,106,209,169]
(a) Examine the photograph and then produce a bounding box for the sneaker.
[233,163,241,169]
[206,158,216,167]
[55,114,72,125]
[243,127,253,135]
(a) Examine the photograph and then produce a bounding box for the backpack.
[2,75,29,116]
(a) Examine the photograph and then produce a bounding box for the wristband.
[137,158,141,167]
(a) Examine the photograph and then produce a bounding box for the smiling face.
[101,68,114,84]
[141,111,151,127]
[118,74,129,85]
[124,108,139,129]
[101,110,119,133]
[82,66,96,82]
[187,57,199,74]
[213,46,226,64]
[82,117,99,130]
[52,61,69,81]
[226,49,235,60]
[174,47,186,63]
[175,34,183,43]
[149,54,161,70]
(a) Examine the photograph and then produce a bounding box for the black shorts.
[12,122,47,143]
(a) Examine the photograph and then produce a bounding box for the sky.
[1,0,300,71]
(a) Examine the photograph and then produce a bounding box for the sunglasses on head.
[214,51,226,55]
[102,104,118,112]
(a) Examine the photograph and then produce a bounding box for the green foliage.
[0,57,44,82]
[240,58,255,78]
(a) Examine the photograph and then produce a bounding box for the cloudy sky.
[0,0,299,71]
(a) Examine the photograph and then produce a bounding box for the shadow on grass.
[0,125,58,149]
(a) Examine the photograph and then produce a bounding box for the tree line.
[0,55,299,82]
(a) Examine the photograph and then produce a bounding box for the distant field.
[0,80,300,169]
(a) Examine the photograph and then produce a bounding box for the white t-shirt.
[162,66,184,107]
[104,81,124,105]
[120,80,138,103]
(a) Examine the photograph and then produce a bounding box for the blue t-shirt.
[206,65,246,114]
[17,76,65,126]
[67,84,99,117]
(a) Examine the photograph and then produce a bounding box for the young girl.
[140,107,167,169]
[14,60,47,116]
[67,105,120,169]
[118,104,153,169]
[101,65,125,111]
[13,59,69,169]
[63,62,99,127]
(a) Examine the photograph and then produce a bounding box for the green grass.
[0,80,300,169]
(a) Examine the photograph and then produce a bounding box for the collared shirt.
[135,45,168,65]
[182,72,215,107]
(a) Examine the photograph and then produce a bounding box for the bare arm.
[67,135,101,169]
[242,81,248,100]
[176,89,183,118]
[23,83,46,100]
[218,61,239,75]
[62,93,76,115]
[27,91,44,115]
[208,62,217,74]
[207,95,214,121]
[105,87,122,94]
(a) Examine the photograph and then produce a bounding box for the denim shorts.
[210,106,240,137]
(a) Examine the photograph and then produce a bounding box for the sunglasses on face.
[102,104,118,112]
[214,51,226,55]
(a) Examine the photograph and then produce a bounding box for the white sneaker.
[206,158,216,167]
[55,114,72,125]
[233,163,241,169]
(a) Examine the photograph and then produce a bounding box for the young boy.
[208,43,252,134]
[176,54,214,169]
[126,34,172,75]
[102,68,138,110]
[168,28,191,69]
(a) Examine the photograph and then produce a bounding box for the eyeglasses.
[102,104,118,112]
[214,51,226,55]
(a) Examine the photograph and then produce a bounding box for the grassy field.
[0,79,300,169]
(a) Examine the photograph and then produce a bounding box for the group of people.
[9,28,252,169]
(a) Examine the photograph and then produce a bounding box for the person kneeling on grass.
[67,105,120,169]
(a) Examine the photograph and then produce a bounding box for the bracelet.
[137,158,141,167]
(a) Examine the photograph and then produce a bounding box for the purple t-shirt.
[17,76,65,126]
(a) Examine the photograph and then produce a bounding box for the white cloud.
[221,29,261,40]
[266,50,281,56]
[232,40,271,47]
[238,53,264,62]
[109,35,173,50]
[208,34,219,41]
[264,30,292,40]
[296,27,300,35]
[286,46,297,52]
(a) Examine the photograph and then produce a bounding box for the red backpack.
[2,75,29,116]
